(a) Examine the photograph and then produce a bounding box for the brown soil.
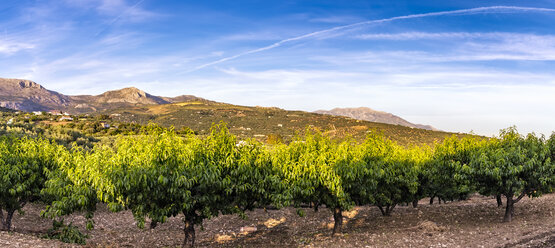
[1,194,554,247]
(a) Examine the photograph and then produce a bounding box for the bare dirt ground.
[1,193,554,248]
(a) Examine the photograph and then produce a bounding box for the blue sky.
[1,0,555,136]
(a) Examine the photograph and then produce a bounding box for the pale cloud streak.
[355,32,555,60]
[356,32,519,40]
[187,6,555,72]
[64,0,156,21]
[0,41,35,55]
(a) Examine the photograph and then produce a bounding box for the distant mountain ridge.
[0,77,470,145]
[0,78,204,113]
[1,77,435,132]
[315,107,437,131]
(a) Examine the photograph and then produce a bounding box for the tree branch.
[513,190,529,204]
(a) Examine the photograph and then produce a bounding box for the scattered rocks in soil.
[1,193,554,247]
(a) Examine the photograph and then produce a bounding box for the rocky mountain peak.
[93,87,168,105]
[118,87,147,98]
[315,107,437,131]
[17,80,43,89]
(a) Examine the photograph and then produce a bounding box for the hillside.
[104,101,473,146]
[315,107,436,131]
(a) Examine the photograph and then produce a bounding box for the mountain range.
[0,78,203,113]
[315,107,437,131]
[0,77,435,131]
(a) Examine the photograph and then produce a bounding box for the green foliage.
[42,219,88,245]
[266,133,284,144]
[0,122,98,149]
[471,128,553,197]
[0,135,66,230]
[423,136,485,203]
[470,127,554,221]
[358,134,421,215]
[271,131,373,234]
[65,123,287,246]
[1,120,554,242]
[41,146,97,229]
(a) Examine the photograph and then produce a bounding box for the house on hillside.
[6,118,13,125]
[32,111,43,115]
[59,116,73,121]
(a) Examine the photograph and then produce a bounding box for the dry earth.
[1,194,554,248]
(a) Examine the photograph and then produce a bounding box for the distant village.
[3,109,112,129]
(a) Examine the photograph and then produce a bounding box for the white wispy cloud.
[64,0,157,21]
[97,0,157,22]
[187,6,555,72]
[356,32,510,40]
[221,32,285,41]
[310,31,555,64]
[0,41,35,55]
[309,15,362,24]
[355,32,555,60]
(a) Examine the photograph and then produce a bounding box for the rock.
[240,226,257,233]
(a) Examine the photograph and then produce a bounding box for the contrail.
[186,6,555,73]
[94,0,146,37]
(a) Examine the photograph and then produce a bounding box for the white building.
[59,116,73,121]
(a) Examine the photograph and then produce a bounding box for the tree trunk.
[0,209,4,231]
[332,207,343,236]
[496,194,503,207]
[377,205,385,216]
[385,204,396,216]
[429,195,435,205]
[412,199,419,208]
[378,204,395,216]
[1,209,15,231]
[183,219,196,247]
[503,196,514,222]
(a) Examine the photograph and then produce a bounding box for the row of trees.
[0,124,554,247]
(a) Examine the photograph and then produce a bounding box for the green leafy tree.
[470,128,554,222]
[425,136,483,205]
[41,146,98,231]
[272,132,372,235]
[359,135,419,216]
[0,135,66,231]
[405,146,432,208]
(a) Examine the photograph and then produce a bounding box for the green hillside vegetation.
[1,99,481,154]
[102,101,477,146]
